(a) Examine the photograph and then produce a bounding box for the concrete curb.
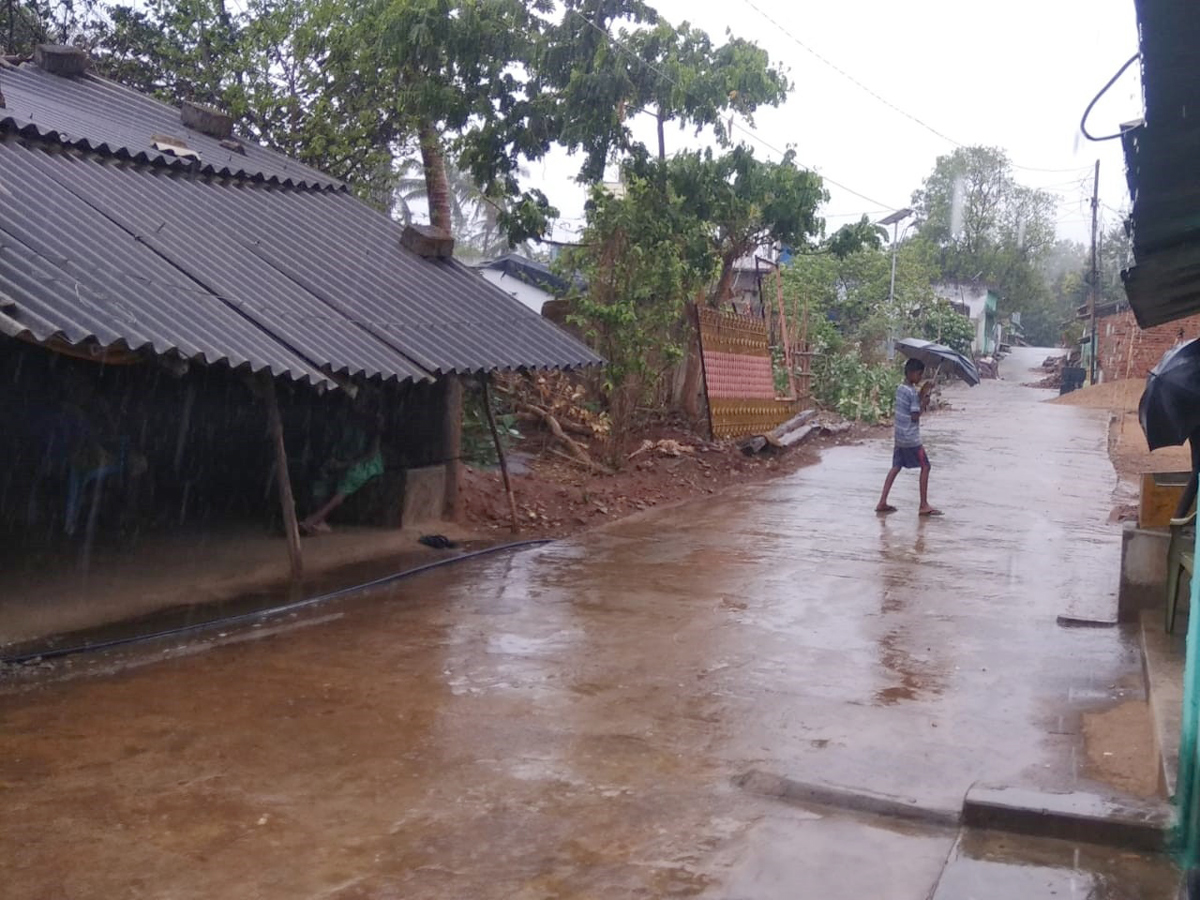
[1141,609,1184,799]
[962,784,1173,852]
[733,770,961,829]
[738,770,1173,855]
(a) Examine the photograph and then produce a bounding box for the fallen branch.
[629,438,694,460]
[518,401,601,468]
[516,400,609,472]
[515,409,593,437]
[546,446,616,476]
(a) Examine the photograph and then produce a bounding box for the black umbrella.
[894,338,981,387]
[1139,338,1200,451]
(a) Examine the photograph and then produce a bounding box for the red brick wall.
[1097,309,1200,382]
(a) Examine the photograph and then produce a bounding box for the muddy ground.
[0,347,1178,899]
[461,415,881,538]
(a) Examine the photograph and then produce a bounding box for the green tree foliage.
[313,0,553,237]
[779,242,973,419]
[824,215,887,259]
[561,172,715,450]
[3,0,101,52]
[625,20,788,161]
[910,146,1058,341]
[390,157,526,259]
[656,146,826,301]
[530,0,659,185]
[1033,222,1133,347]
[12,0,794,252]
[89,0,237,104]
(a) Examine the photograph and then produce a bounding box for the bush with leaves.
[812,349,900,424]
[461,383,521,467]
[562,171,715,455]
[918,300,976,355]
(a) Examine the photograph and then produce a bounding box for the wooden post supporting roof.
[480,374,520,534]
[442,374,463,520]
[262,374,303,578]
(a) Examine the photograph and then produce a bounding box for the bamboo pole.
[443,374,463,520]
[263,375,303,578]
[775,267,796,399]
[480,374,520,534]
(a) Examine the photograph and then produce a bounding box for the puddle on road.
[933,829,1178,900]
[1082,700,1162,799]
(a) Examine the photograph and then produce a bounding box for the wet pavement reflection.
[0,348,1178,898]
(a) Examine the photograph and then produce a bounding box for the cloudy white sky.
[530,0,1142,247]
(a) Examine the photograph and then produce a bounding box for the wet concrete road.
[0,348,1178,898]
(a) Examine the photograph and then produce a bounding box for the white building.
[473,254,573,316]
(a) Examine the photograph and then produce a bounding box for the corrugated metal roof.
[1120,0,1200,327]
[0,142,338,386]
[0,61,340,189]
[0,64,602,386]
[475,254,576,297]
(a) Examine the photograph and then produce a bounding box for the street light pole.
[880,208,914,304]
[879,208,914,360]
[889,220,901,307]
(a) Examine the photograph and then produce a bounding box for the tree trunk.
[263,376,303,579]
[419,122,453,234]
[712,253,738,304]
[679,300,703,421]
[480,375,519,534]
[657,110,666,162]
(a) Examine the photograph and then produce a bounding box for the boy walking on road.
[876,357,943,516]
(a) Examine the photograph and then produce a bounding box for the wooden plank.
[1140,471,1191,529]
[263,375,303,579]
[481,375,519,534]
[443,375,463,520]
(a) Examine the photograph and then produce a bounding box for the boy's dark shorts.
[893,445,930,469]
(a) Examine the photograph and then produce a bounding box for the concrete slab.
[401,464,446,525]
[1121,524,1172,621]
[962,784,1172,851]
[0,522,479,648]
[930,830,1179,900]
[1143,608,1186,798]
[735,769,961,828]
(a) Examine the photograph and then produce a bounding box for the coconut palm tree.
[390,156,529,259]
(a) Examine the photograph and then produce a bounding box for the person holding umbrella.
[876,357,943,517]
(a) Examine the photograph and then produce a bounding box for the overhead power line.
[568,10,899,210]
[738,0,1098,176]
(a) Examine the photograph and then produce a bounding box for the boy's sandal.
[875,505,898,513]
[919,508,944,517]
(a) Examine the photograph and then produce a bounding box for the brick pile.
[1096,309,1200,382]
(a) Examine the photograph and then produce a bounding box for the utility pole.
[1089,160,1100,384]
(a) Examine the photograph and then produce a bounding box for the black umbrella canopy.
[1139,338,1200,451]
[894,338,981,387]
